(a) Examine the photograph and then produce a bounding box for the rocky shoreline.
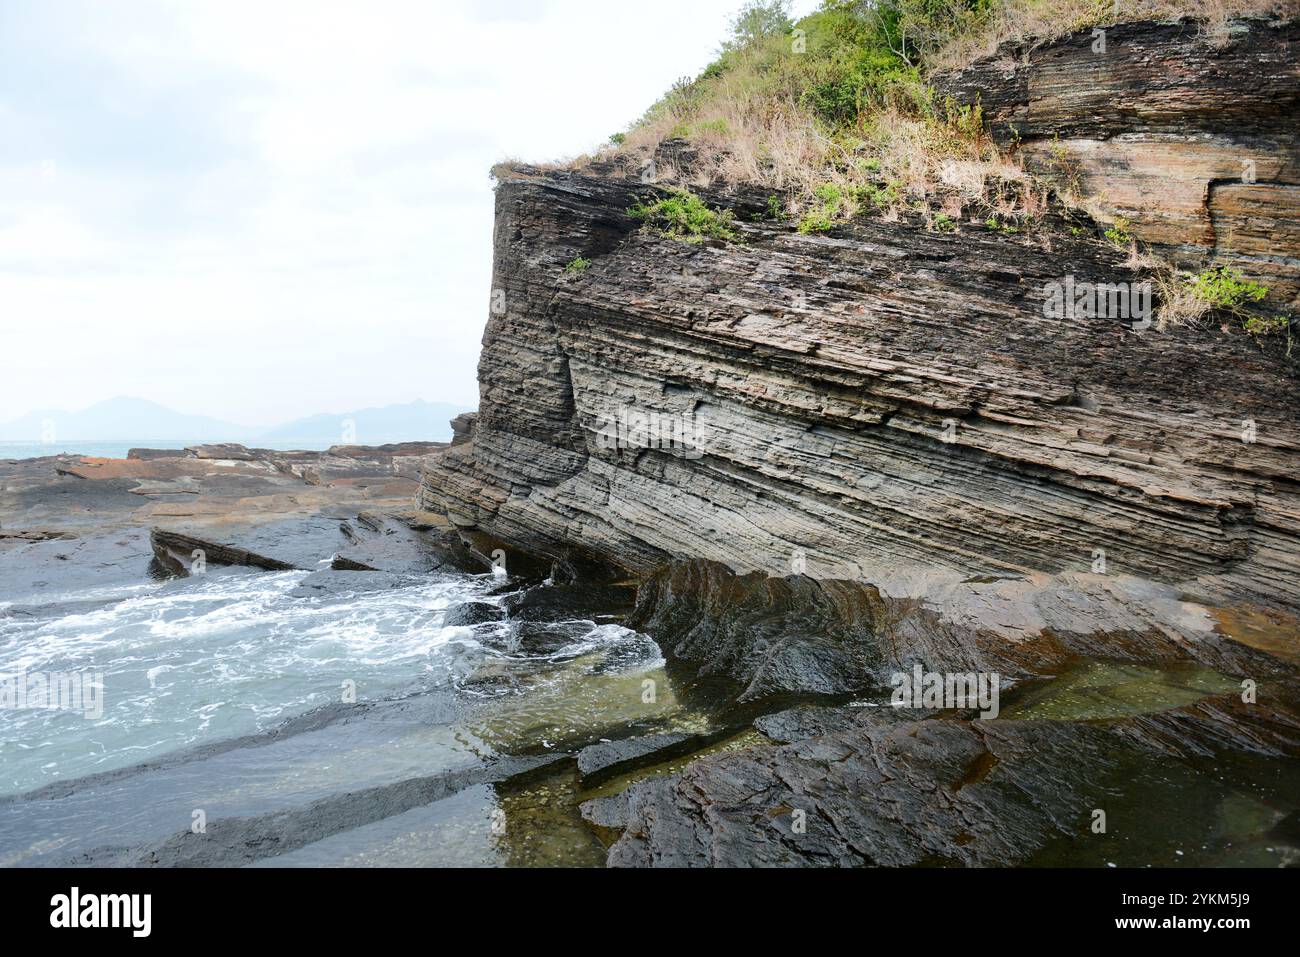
[3,441,1298,867]
[0,442,480,603]
[409,19,1300,866]
[4,17,1298,869]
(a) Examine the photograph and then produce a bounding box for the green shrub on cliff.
[798,182,858,233]
[1154,264,1280,334]
[1104,217,1133,247]
[1188,267,1289,346]
[629,189,739,243]
[1188,266,1268,312]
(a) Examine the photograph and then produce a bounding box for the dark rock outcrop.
[501,583,638,623]
[629,561,886,701]
[150,528,300,575]
[442,601,504,627]
[287,569,419,599]
[595,688,1300,867]
[186,444,258,461]
[331,510,481,575]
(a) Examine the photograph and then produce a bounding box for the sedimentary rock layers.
[421,151,1299,611]
[936,16,1300,305]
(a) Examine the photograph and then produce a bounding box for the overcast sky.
[0,0,816,427]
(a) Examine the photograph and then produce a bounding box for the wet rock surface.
[331,510,482,575]
[629,561,886,701]
[0,529,156,600]
[442,601,505,627]
[629,559,1294,703]
[0,678,572,867]
[151,527,303,574]
[502,583,638,623]
[595,688,1300,867]
[0,571,687,869]
[576,730,731,787]
[93,753,569,868]
[287,569,421,600]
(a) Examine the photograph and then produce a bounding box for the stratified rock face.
[420,24,1299,619]
[935,16,1300,305]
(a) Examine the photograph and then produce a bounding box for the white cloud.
[0,0,818,427]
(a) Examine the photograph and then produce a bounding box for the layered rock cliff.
[935,16,1300,306]
[421,19,1299,657]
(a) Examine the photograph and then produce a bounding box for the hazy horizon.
[0,394,475,447]
[0,393,471,432]
[0,0,817,428]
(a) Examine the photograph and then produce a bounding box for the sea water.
[0,566,692,866]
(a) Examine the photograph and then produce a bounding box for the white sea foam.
[0,569,659,797]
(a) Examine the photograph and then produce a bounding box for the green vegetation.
[722,0,795,53]
[597,0,1277,224]
[629,189,740,243]
[1242,313,1290,337]
[797,208,836,234]
[1184,267,1288,345]
[1104,216,1133,247]
[593,0,1276,231]
[752,193,789,222]
[1155,264,1286,343]
[607,0,1014,233]
[564,256,591,274]
[856,179,902,210]
[1188,266,1268,312]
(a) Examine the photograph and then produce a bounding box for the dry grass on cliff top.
[569,0,1295,231]
[579,1,1030,228]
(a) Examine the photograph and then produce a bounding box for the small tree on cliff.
[722,0,794,52]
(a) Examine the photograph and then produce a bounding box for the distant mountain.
[0,397,475,447]
[0,397,249,443]
[256,400,474,446]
